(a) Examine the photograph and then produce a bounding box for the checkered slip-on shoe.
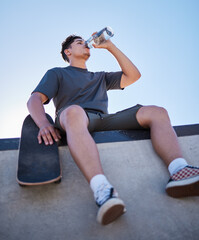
[96,188,126,225]
[166,165,199,198]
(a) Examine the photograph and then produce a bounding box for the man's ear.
[64,49,71,57]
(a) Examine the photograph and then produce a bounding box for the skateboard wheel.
[18,183,26,187]
[54,178,62,184]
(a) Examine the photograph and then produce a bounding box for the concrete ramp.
[0,126,199,240]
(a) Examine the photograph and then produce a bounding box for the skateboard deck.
[17,114,62,186]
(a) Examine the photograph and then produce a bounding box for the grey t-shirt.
[33,66,123,114]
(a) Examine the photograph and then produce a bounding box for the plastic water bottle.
[85,27,114,48]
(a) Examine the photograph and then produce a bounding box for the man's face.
[67,38,90,61]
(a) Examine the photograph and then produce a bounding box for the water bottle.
[85,27,114,49]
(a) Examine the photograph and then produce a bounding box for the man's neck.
[69,59,87,69]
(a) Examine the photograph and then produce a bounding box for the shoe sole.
[166,175,199,198]
[97,198,125,225]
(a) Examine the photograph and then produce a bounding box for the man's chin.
[84,52,90,59]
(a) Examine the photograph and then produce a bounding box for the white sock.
[90,174,113,204]
[90,174,112,193]
[168,158,188,176]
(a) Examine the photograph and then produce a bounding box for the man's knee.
[60,105,88,129]
[150,106,169,119]
[137,105,170,127]
[63,105,84,118]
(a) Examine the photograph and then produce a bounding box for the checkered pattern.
[171,166,199,181]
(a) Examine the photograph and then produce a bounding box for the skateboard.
[17,114,62,186]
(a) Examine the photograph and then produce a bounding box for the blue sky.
[0,0,199,138]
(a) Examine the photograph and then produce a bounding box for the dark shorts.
[55,104,144,133]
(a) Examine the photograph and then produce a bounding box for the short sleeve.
[32,69,59,104]
[105,71,123,90]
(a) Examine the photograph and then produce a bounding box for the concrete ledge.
[0,124,199,151]
[0,125,199,239]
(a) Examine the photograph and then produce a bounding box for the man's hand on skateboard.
[38,123,61,145]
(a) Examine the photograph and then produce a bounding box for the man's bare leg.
[136,106,183,167]
[59,105,104,182]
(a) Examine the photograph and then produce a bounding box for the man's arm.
[27,92,61,145]
[93,40,141,88]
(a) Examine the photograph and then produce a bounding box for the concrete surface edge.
[1,124,199,151]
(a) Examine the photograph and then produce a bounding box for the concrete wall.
[0,134,199,240]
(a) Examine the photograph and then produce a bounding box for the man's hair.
[61,35,82,62]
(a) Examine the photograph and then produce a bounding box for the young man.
[27,34,199,225]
